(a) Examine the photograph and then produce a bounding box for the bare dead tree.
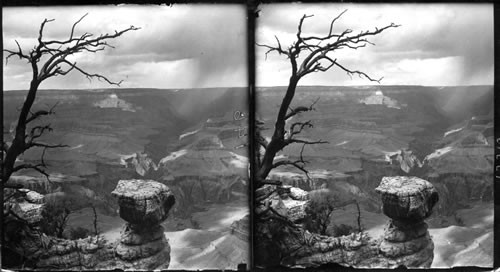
[255,11,399,187]
[305,190,359,235]
[2,14,139,187]
[40,198,71,238]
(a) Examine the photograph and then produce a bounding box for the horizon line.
[3,84,493,92]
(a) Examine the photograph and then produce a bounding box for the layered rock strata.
[9,189,46,224]
[112,179,175,270]
[231,214,250,241]
[255,185,309,223]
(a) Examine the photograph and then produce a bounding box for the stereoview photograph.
[254,3,494,269]
[2,5,249,270]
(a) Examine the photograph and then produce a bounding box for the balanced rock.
[112,179,175,270]
[375,176,438,268]
[111,179,175,226]
[375,176,438,223]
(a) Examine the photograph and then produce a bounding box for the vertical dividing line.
[0,11,5,266]
[494,3,499,269]
[246,1,257,270]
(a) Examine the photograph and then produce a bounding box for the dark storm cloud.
[105,6,247,87]
[3,5,247,90]
[257,4,493,86]
[371,5,493,83]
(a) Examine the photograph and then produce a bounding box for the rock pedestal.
[375,176,438,268]
[111,179,175,270]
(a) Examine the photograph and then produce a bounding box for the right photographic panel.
[253,3,493,269]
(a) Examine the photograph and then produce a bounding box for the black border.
[494,2,499,270]
[2,0,499,271]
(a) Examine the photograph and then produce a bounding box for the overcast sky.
[256,3,494,87]
[3,5,247,90]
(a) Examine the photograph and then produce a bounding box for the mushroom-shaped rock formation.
[112,179,175,270]
[375,176,438,268]
[376,176,438,223]
[112,179,175,226]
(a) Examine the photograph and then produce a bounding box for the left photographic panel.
[2,5,249,270]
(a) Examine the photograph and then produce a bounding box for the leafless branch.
[285,97,319,120]
[26,103,58,124]
[70,13,88,40]
[288,120,313,139]
[4,40,30,64]
[12,163,50,179]
[59,60,124,85]
[285,138,328,146]
[334,61,384,82]
[256,35,289,60]
[271,143,313,179]
[301,9,348,42]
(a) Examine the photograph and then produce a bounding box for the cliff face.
[230,214,250,241]
[255,176,438,268]
[122,146,248,218]
[268,170,354,191]
[429,172,493,216]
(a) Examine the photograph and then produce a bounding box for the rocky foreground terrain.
[255,176,439,268]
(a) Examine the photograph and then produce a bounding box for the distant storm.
[257,3,493,87]
[3,5,247,90]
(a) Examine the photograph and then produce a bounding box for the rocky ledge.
[4,179,175,270]
[256,176,438,268]
[9,189,46,224]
